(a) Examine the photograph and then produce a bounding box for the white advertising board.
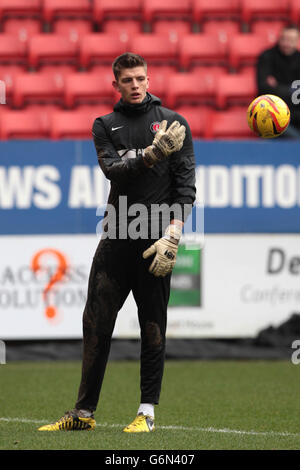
[0,234,299,339]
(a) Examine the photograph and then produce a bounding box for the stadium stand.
[0,0,298,139]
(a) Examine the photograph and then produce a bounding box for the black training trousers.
[75,237,171,412]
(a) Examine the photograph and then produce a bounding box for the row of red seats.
[0,32,278,69]
[2,68,257,109]
[0,106,255,140]
[0,0,298,25]
[0,18,289,45]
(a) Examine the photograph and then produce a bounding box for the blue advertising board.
[0,139,300,234]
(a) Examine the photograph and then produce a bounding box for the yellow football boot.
[123,413,155,433]
[38,409,96,431]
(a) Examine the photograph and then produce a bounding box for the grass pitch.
[1,359,300,450]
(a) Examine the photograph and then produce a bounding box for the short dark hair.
[112,52,147,80]
[282,23,299,33]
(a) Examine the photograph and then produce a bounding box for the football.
[247,94,290,138]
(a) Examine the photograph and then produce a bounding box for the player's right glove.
[142,223,182,277]
[143,120,186,167]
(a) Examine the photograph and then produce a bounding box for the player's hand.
[142,224,182,277]
[143,120,186,167]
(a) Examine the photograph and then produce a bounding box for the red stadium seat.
[128,34,178,65]
[102,20,142,39]
[228,34,269,69]
[251,20,286,44]
[215,73,257,108]
[205,108,255,139]
[193,0,241,22]
[74,104,112,115]
[143,0,192,23]
[241,0,290,24]
[43,0,92,22]
[52,20,93,41]
[79,34,127,67]
[0,0,42,19]
[152,21,192,42]
[290,0,300,25]
[3,19,42,42]
[89,64,115,79]
[166,71,219,108]
[64,72,116,108]
[0,35,27,64]
[175,106,212,138]
[178,34,228,69]
[28,34,78,67]
[190,64,227,75]
[13,72,65,108]
[0,110,50,139]
[50,110,100,139]
[147,66,174,103]
[239,65,256,77]
[38,64,78,76]
[0,65,26,103]
[93,0,142,22]
[202,20,241,41]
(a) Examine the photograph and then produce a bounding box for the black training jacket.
[92,93,196,233]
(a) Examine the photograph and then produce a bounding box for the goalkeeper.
[38,52,196,433]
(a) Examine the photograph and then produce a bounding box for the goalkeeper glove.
[142,223,182,277]
[143,120,186,167]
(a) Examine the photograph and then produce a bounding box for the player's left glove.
[142,223,182,277]
[143,120,186,167]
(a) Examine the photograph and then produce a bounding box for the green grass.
[1,359,300,450]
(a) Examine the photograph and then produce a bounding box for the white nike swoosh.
[112,126,123,131]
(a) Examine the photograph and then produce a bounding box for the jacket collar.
[114,92,161,115]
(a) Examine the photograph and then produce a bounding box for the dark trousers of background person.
[75,236,171,412]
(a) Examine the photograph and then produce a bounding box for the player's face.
[113,66,149,104]
[278,29,299,56]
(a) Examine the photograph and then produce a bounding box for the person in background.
[256,24,300,138]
